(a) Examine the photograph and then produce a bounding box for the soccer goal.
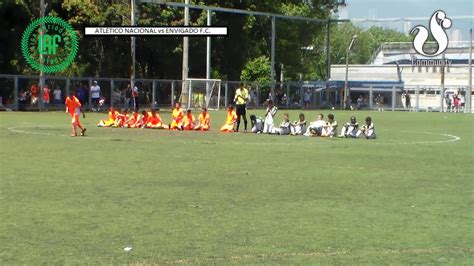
[185,78,222,110]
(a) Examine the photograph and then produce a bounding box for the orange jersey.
[225,110,237,125]
[198,112,210,126]
[183,114,195,125]
[149,113,162,124]
[109,110,119,121]
[43,88,50,101]
[65,96,81,115]
[172,107,184,122]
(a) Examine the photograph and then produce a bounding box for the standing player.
[220,105,237,132]
[65,91,86,137]
[234,83,250,132]
[194,107,210,131]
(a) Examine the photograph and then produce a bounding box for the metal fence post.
[171,81,175,108]
[415,86,419,112]
[152,80,157,108]
[256,84,260,108]
[66,78,70,99]
[440,86,444,112]
[224,82,228,107]
[369,86,373,110]
[110,80,115,107]
[88,78,92,111]
[14,76,19,111]
[391,86,396,111]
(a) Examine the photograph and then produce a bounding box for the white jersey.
[53,89,62,100]
[90,85,101,98]
[252,117,264,133]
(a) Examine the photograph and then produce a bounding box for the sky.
[337,0,473,41]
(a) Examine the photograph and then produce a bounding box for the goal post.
[186,78,222,110]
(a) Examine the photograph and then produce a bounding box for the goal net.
[185,78,222,110]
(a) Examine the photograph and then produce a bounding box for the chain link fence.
[0,74,472,113]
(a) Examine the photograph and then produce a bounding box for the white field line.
[5,125,461,145]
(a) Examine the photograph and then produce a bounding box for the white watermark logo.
[410,10,451,57]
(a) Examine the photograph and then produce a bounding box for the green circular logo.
[21,16,78,73]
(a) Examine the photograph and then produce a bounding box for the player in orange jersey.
[220,105,237,132]
[146,109,168,129]
[194,107,210,131]
[97,107,119,127]
[113,109,129,127]
[182,109,195,130]
[124,110,140,128]
[169,102,184,130]
[65,91,86,137]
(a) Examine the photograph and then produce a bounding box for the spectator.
[90,81,101,112]
[30,83,39,105]
[453,94,459,113]
[43,85,50,108]
[459,92,465,112]
[77,84,87,105]
[303,89,311,109]
[357,95,363,110]
[444,93,452,112]
[405,93,411,109]
[53,87,62,105]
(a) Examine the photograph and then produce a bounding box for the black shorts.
[236,104,246,116]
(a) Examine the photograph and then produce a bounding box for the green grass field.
[0,110,473,264]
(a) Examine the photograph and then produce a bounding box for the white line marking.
[5,125,461,145]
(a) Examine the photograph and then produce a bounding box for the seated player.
[123,110,140,128]
[146,109,168,129]
[113,109,129,127]
[290,113,306,135]
[273,113,291,135]
[65,91,86,137]
[250,114,264,133]
[220,105,237,132]
[194,108,210,131]
[357,116,376,139]
[339,116,359,138]
[135,110,151,128]
[304,113,325,136]
[263,100,278,134]
[169,102,184,130]
[321,113,338,137]
[182,109,195,130]
[97,107,119,127]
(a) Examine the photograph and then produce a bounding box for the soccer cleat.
[80,128,87,136]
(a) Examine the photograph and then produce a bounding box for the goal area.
[185,78,222,110]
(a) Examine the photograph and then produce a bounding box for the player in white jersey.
[263,100,278,134]
[304,113,325,137]
[339,116,359,138]
[273,113,291,135]
[290,113,306,135]
[321,113,337,137]
[357,116,376,139]
[250,114,264,133]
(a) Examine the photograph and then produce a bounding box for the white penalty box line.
[84,26,228,37]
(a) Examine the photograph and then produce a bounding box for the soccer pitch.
[0,110,473,264]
